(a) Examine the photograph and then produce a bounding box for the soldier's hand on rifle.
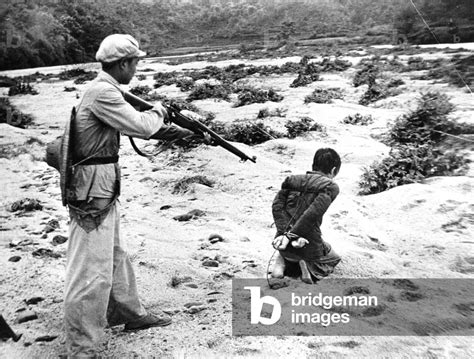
[151,103,169,123]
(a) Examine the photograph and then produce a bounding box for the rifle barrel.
[123,92,256,163]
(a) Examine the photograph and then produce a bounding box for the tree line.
[0,0,472,70]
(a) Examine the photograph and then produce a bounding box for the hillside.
[1,0,474,70]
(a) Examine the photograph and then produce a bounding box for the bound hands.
[272,233,309,250]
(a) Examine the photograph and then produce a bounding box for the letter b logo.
[244,286,281,325]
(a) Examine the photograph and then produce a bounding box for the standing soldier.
[64,34,194,358]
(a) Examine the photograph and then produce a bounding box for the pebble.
[52,235,68,246]
[35,335,58,342]
[173,209,206,222]
[186,306,207,314]
[43,225,56,234]
[17,310,38,324]
[184,302,204,308]
[185,283,198,289]
[207,298,218,303]
[25,297,45,305]
[202,259,219,268]
[8,256,21,262]
[32,248,62,259]
[208,233,224,243]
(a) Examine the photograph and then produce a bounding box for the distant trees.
[0,0,473,70]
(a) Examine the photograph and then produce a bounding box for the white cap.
[96,34,146,63]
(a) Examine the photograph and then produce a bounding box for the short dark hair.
[312,148,341,175]
[101,57,135,71]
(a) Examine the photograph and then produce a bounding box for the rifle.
[123,91,257,163]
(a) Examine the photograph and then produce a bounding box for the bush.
[290,73,321,88]
[187,83,231,101]
[59,68,97,81]
[235,88,283,107]
[359,92,471,195]
[285,117,324,138]
[319,57,351,72]
[304,87,343,104]
[136,74,147,81]
[175,77,195,92]
[342,113,374,126]
[8,81,38,96]
[359,144,469,195]
[257,107,287,119]
[154,72,179,88]
[359,84,390,106]
[0,98,34,128]
[130,85,152,97]
[353,62,379,87]
[389,92,456,145]
[218,121,285,145]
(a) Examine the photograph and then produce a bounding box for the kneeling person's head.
[312,148,341,178]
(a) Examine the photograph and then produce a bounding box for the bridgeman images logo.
[234,278,474,336]
[245,286,282,325]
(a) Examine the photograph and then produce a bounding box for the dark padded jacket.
[272,171,339,260]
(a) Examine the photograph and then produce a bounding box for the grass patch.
[285,117,325,138]
[235,88,283,107]
[342,113,374,126]
[8,81,38,96]
[304,87,344,104]
[187,83,231,101]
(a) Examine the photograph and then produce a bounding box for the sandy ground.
[1,46,473,358]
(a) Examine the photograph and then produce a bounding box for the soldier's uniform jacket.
[272,171,339,261]
[68,71,164,231]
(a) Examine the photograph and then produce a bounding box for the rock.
[139,176,153,183]
[239,236,250,242]
[186,306,207,314]
[8,256,21,262]
[209,233,224,244]
[207,298,217,303]
[160,205,172,210]
[51,235,68,246]
[25,297,45,305]
[173,209,206,222]
[17,311,38,324]
[32,248,62,259]
[269,278,290,290]
[41,233,48,239]
[185,283,198,289]
[202,259,219,268]
[9,199,43,213]
[35,335,58,342]
[214,254,229,264]
[184,302,204,308]
[207,291,224,296]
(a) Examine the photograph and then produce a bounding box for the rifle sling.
[129,136,151,158]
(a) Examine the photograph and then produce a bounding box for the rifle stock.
[123,91,256,163]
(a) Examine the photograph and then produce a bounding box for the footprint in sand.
[392,279,419,291]
[400,291,424,302]
[453,302,474,317]
[451,256,474,274]
[343,286,370,296]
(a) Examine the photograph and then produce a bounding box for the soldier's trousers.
[64,200,146,358]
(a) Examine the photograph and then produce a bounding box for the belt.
[75,155,119,166]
